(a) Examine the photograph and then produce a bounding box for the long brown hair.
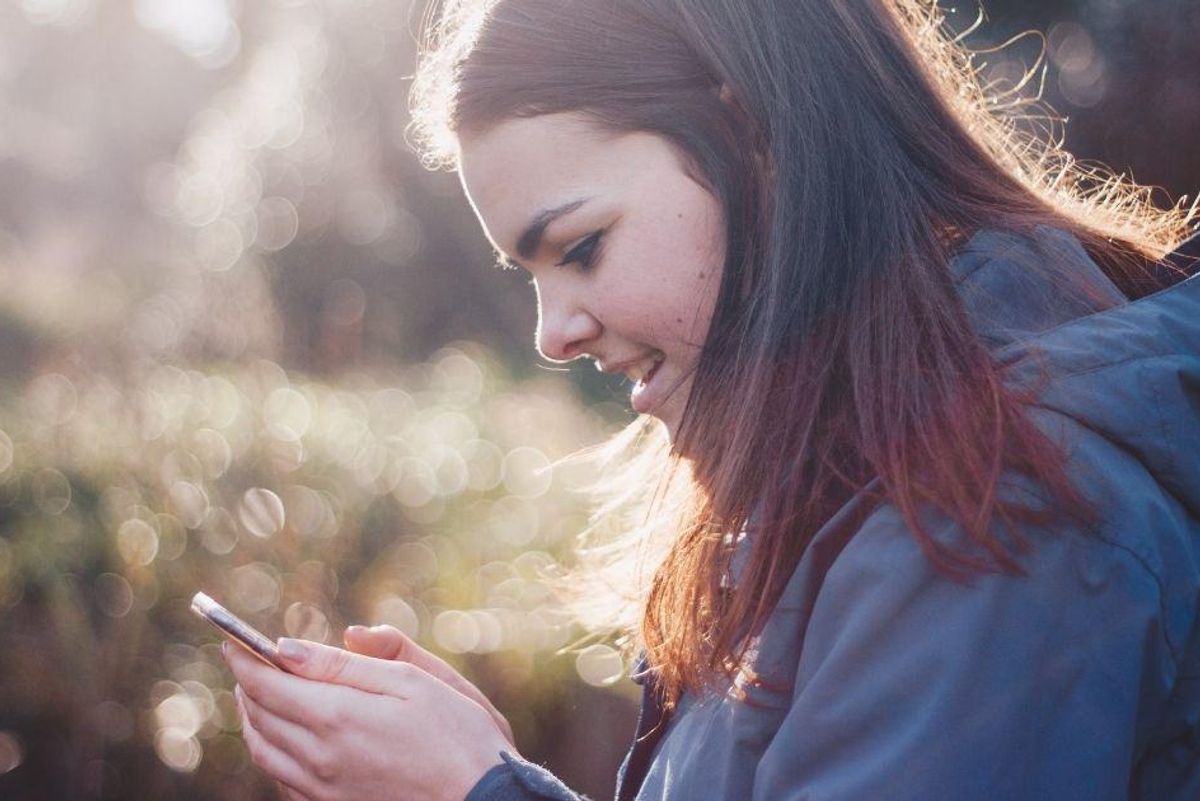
[410,0,1196,710]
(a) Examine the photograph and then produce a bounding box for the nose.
[534,279,601,362]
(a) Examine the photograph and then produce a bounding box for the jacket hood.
[952,225,1200,519]
[721,226,1199,588]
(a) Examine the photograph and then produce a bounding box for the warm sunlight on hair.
[410,0,1198,657]
[891,0,1195,256]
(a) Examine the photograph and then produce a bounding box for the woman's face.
[457,112,726,439]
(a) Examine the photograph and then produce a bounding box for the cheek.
[679,276,721,348]
[605,193,724,344]
[633,271,719,350]
[665,230,724,345]
[666,194,724,335]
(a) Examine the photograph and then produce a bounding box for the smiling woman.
[222,1,1200,800]
[457,114,725,434]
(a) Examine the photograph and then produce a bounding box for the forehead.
[459,113,610,205]
[456,113,674,252]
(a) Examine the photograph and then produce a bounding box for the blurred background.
[0,0,1195,799]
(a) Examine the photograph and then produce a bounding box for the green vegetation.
[0,349,628,797]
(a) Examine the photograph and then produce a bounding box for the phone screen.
[191,591,289,672]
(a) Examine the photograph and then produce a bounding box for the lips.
[630,358,664,414]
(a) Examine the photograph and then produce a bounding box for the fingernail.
[277,638,309,664]
[346,625,367,635]
[221,641,229,659]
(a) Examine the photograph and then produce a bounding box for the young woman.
[223,1,1200,799]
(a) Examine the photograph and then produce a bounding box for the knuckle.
[323,647,352,680]
[310,749,340,783]
[392,640,411,663]
[316,699,348,735]
[330,699,354,731]
[391,631,415,660]
[238,672,265,701]
[389,661,421,692]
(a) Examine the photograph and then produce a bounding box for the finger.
[345,624,467,682]
[274,638,418,697]
[238,689,339,801]
[343,624,416,660]
[343,625,515,743]
[342,624,399,657]
[236,685,322,771]
[224,640,342,728]
[273,639,521,755]
[279,782,314,801]
[237,688,320,799]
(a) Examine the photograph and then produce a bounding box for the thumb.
[343,624,410,660]
[275,638,409,696]
[344,625,465,690]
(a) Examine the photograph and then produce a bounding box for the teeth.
[629,356,662,384]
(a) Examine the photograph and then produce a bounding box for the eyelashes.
[497,228,606,280]
[555,230,604,272]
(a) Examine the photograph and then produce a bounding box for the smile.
[630,357,664,414]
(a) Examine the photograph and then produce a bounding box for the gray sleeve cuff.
[463,751,585,801]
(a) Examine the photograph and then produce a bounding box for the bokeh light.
[238,487,285,539]
[231,562,282,614]
[1049,21,1107,108]
[575,645,626,688]
[284,601,330,642]
[154,728,203,773]
[95,573,134,618]
[502,446,552,499]
[432,610,480,654]
[134,0,240,69]
[1,1,1189,798]
[200,508,239,555]
[117,518,160,566]
[371,596,420,638]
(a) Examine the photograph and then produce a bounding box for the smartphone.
[191,591,290,672]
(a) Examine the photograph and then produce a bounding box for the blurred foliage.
[0,0,1196,799]
[0,349,627,798]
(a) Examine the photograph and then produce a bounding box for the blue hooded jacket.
[466,226,1200,801]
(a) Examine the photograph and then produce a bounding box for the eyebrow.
[497,198,589,269]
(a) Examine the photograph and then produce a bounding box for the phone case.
[191,591,288,672]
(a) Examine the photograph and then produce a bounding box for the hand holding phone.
[191,591,290,672]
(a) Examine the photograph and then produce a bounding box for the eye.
[555,230,604,272]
